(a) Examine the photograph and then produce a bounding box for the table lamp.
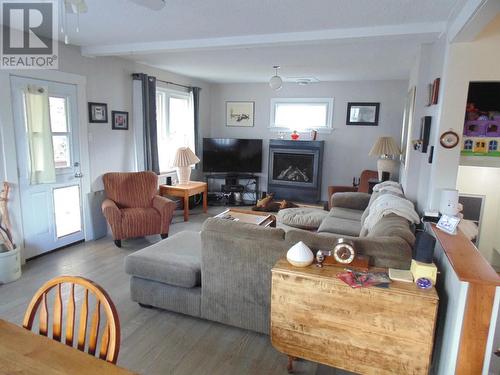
[369,136,401,181]
[173,147,200,184]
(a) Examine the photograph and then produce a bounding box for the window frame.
[155,87,193,174]
[269,97,334,133]
[48,95,73,173]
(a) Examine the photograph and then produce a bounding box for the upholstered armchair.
[102,171,176,247]
[327,170,378,208]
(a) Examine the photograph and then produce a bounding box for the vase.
[287,241,314,267]
[0,246,21,284]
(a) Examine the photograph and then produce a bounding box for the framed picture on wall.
[88,102,108,123]
[226,101,255,127]
[346,102,380,126]
[111,111,129,130]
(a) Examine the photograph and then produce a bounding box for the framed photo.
[226,101,254,127]
[88,102,108,123]
[346,102,380,126]
[111,111,129,130]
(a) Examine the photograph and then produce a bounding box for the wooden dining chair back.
[22,276,120,364]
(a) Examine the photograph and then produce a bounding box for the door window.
[49,96,71,169]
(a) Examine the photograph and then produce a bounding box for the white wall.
[209,80,408,201]
[427,15,500,210]
[401,36,448,210]
[0,42,211,251]
[457,166,500,266]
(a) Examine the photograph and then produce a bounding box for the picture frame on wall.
[346,102,380,126]
[111,111,129,130]
[226,101,255,127]
[88,102,108,123]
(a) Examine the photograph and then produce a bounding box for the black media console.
[205,173,260,206]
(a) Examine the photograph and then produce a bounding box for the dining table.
[0,318,135,374]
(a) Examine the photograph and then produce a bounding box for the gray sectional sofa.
[125,190,415,334]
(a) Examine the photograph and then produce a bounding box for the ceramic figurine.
[291,130,299,140]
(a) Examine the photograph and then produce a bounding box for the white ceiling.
[68,0,468,83]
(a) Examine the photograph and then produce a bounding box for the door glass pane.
[52,135,70,168]
[49,97,68,132]
[53,185,81,238]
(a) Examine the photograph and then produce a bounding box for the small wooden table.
[0,319,134,375]
[159,181,208,221]
[214,208,276,227]
[270,259,439,374]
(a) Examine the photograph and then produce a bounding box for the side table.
[270,258,438,374]
[159,181,208,221]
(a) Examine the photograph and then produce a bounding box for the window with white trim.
[270,98,333,131]
[156,88,195,173]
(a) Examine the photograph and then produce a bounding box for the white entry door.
[11,76,84,259]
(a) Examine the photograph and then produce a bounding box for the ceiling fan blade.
[129,0,166,10]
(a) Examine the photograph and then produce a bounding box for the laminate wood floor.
[0,207,353,375]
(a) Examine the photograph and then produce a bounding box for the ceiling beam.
[447,0,500,42]
[81,22,445,57]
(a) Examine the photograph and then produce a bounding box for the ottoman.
[125,231,202,317]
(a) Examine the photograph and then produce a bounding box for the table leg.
[183,193,189,222]
[203,186,208,213]
[287,356,295,373]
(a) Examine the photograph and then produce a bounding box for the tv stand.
[205,173,260,206]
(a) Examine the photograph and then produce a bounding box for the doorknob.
[74,162,83,178]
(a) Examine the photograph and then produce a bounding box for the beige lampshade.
[369,137,401,157]
[172,147,200,167]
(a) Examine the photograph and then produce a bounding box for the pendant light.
[269,65,283,91]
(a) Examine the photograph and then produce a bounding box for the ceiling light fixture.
[269,65,283,91]
[61,0,88,44]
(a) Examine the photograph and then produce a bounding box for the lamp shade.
[369,137,401,157]
[172,147,200,167]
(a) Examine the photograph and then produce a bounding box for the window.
[270,98,333,131]
[49,96,71,169]
[156,89,195,173]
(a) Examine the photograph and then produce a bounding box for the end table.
[159,181,208,221]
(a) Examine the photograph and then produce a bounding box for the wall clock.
[440,130,460,149]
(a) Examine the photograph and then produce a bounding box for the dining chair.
[23,276,121,364]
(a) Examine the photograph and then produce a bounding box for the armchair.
[102,171,175,247]
[328,170,378,208]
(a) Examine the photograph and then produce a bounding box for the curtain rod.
[157,79,192,90]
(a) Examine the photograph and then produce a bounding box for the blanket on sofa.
[372,181,404,195]
[363,194,420,231]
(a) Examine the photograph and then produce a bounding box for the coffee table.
[159,181,208,222]
[214,208,276,227]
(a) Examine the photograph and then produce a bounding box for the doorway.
[11,76,84,259]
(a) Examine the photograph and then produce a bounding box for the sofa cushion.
[366,214,415,246]
[277,208,328,230]
[330,192,371,211]
[329,207,363,222]
[125,231,201,288]
[317,216,361,237]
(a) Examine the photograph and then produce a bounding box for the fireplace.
[268,140,324,203]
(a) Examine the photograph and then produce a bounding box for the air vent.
[287,77,320,85]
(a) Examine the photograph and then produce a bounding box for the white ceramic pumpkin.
[286,241,314,267]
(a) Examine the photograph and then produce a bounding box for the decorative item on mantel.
[369,136,401,181]
[291,130,300,140]
[172,147,200,185]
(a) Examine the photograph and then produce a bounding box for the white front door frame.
[0,70,91,261]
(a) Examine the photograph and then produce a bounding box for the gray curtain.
[132,73,159,174]
[192,86,201,168]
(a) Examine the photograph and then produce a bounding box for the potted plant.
[0,182,21,284]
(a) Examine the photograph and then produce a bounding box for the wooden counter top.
[430,223,500,286]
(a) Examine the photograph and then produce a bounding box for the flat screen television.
[203,138,262,173]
